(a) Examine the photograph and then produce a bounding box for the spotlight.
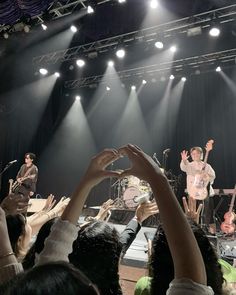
[209,27,220,37]
[76,59,85,67]
[106,86,111,91]
[170,46,177,52]
[118,0,126,3]
[155,41,164,49]
[216,66,221,72]
[54,72,60,77]
[75,95,81,101]
[116,49,126,58]
[3,32,9,39]
[87,5,94,14]
[150,0,158,9]
[131,85,136,90]
[108,60,114,67]
[169,75,175,80]
[41,23,47,30]
[142,79,147,85]
[23,25,30,33]
[70,25,77,33]
[39,68,48,75]
[181,77,187,82]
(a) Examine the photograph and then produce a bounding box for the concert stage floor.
[81,206,236,267]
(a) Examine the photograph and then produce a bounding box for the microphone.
[163,148,171,154]
[8,160,17,165]
[133,192,150,204]
[153,153,161,167]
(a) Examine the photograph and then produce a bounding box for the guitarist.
[180,146,216,233]
[16,153,38,197]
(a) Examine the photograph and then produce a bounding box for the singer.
[16,152,38,197]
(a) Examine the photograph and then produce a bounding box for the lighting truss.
[0,0,112,34]
[33,4,236,65]
[64,48,236,89]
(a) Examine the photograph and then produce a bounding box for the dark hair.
[1,262,99,295]
[69,221,123,295]
[150,221,224,295]
[6,214,26,256]
[25,153,36,161]
[22,218,57,270]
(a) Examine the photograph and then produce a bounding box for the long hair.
[69,221,123,295]
[1,262,99,295]
[22,218,57,270]
[150,221,224,295]
[6,214,26,256]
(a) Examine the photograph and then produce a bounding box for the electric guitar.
[12,174,36,193]
[221,185,236,234]
[188,139,214,200]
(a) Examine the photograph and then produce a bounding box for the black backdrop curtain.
[0,67,236,203]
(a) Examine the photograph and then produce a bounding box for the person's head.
[1,262,99,295]
[24,153,36,165]
[22,218,57,270]
[190,146,203,162]
[69,220,123,295]
[150,221,224,295]
[6,214,32,258]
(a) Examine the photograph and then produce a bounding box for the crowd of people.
[0,144,236,294]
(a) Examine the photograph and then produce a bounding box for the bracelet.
[0,252,15,259]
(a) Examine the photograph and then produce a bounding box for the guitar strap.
[22,165,34,179]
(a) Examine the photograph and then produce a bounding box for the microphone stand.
[162,152,168,174]
[0,162,14,194]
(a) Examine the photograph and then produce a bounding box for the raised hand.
[95,199,115,221]
[118,144,164,183]
[181,150,189,161]
[50,196,70,217]
[135,201,159,223]
[83,149,121,186]
[42,194,56,212]
[62,149,121,225]
[182,197,203,224]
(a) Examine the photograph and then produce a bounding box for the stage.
[82,206,236,268]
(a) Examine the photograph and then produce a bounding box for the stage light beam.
[70,25,78,33]
[150,0,158,9]
[108,60,114,67]
[116,49,126,58]
[181,77,187,82]
[170,46,177,52]
[75,95,81,101]
[209,27,220,37]
[76,59,85,67]
[41,23,47,30]
[87,6,94,14]
[155,41,164,49]
[39,68,48,75]
[216,66,222,72]
[169,75,175,80]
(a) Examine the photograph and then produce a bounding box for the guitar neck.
[202,151,209,170]
[229,185,236,213]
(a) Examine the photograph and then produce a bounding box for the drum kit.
[112,175,153,209]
